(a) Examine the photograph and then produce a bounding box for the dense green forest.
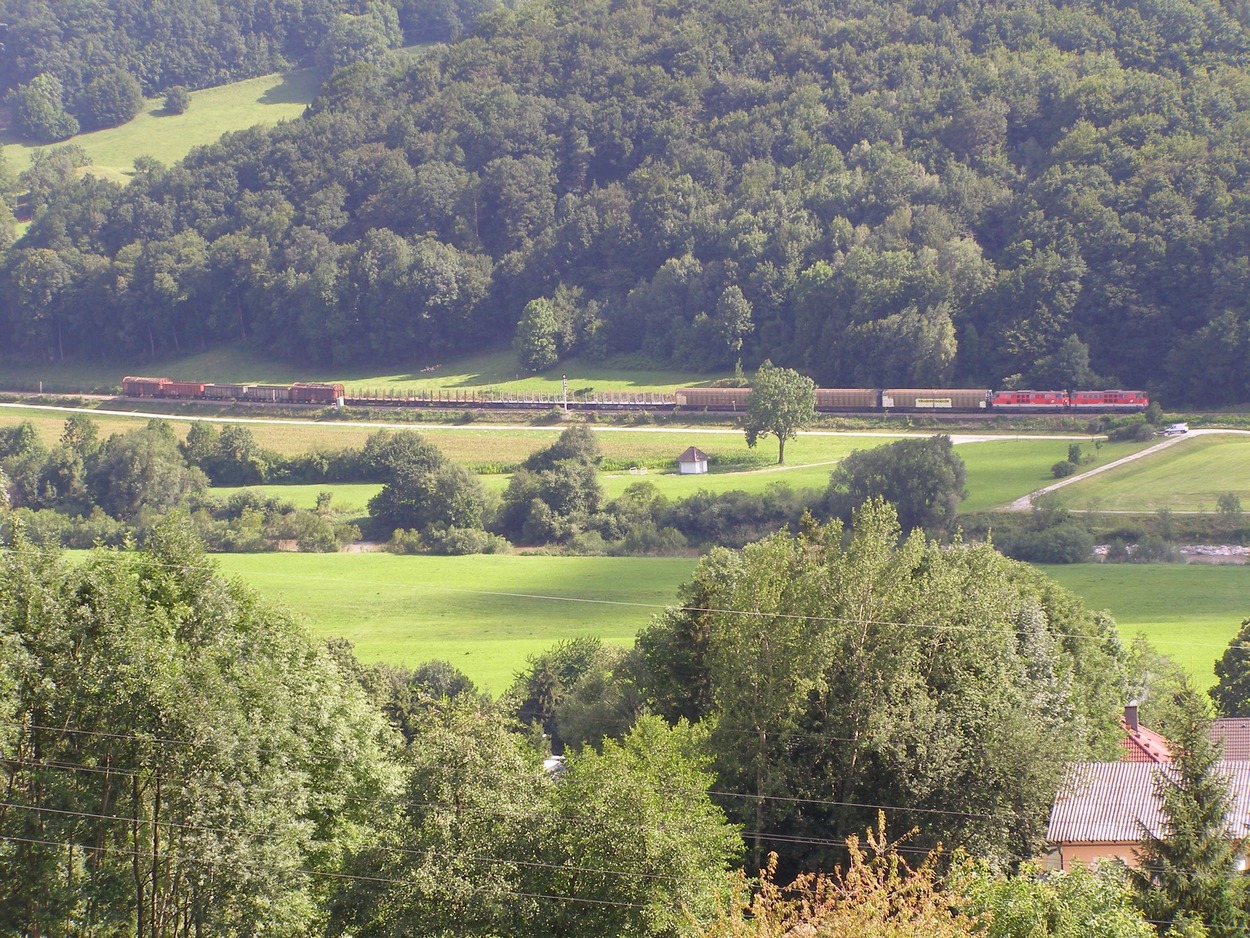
[0,0,497,139]
[3,0,1250,402]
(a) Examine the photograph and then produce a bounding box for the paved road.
[1002,428,1250,511]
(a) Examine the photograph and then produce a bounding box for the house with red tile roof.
[1120,702,1171,763]
[1046,761,1250,871]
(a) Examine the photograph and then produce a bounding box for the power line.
[2,726,1019,822]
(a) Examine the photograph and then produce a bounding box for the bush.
[75,70,144,130]
[999,523,1094,563]
[424,525,510,555]
[387,528,424,554]
[1051,460,1078,478]
[1131,536,1183,564]
[164,86,190,114]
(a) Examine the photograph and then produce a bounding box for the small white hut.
[677,446,709,474]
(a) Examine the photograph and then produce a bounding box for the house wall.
[678,460,707,474]
[1053,841,1140,870]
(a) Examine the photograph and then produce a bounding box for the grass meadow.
[1049,434,1250,512]
[214,553,697,693]
[0,346,726,395]
[1,70,323,181]
[1042,564,1250,690]
[204,552,1249,695]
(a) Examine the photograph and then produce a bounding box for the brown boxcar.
[881,388,991,410]
[163,381,206,398]
[122,376,171,397]
[814,388,880,411]
[291,382,345,404]
[247,384,293,402]
[675,387,751,409]
[203,383,250,399]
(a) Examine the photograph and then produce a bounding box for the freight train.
[120,376,1149,413]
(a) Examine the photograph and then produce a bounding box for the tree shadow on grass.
[257,68,327,106]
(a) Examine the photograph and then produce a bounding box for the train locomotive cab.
[1068,389,1149,411]
[991,389,1070,411]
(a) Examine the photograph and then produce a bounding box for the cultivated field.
[3,401,1149,507]
[1,70,323,181]
[1049,434,1250,512]
[1043,563,1250,690]
[215,553,697,693]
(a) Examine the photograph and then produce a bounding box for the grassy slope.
[215,553,697,693]
[1042,564,1250,690]
[1050,435,1250,512]
[0,346,728,395]
[1,70,323,181]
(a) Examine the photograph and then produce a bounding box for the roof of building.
[1213,719,1250,761]
[1121,718,1172,763]
[678,446,709,462]
[1049,761,1250,844]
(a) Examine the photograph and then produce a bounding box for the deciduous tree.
[743,360,816,465]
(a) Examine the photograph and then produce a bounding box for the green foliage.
[333,704,740,937]
[497,426,604,544]
[1052,459,1079,478]
[1130,690,1249,938]
[637,501,1127,871]
[74,70,143,130]
[1211,619,1250,718]
[5,0,1250,403]
[87,425,206,520]
[364,431,488,544]
[825,435,967,534]
[515,297,560,373]
[163,85,190,114]
[744,360,816,465]
[0,521,399,936]
[6,74,78,142]
[962,862,1152,938]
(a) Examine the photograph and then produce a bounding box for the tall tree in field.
[743,360,816,465]
[1130,690,1248,938]
[515,297,560,372]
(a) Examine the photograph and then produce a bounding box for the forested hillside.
[3,0,1250,403]
[0,0,495,103]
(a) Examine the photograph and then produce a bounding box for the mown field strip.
[1050,435,1250,512]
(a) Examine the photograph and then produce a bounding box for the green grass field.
[1,70,323,181]
[0,345,725,396]
[958,437,1152,512]
[206,553,1248,696]
[214,553,697,692]
[1050,435,1250,512]
[1042,563,1250,690]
